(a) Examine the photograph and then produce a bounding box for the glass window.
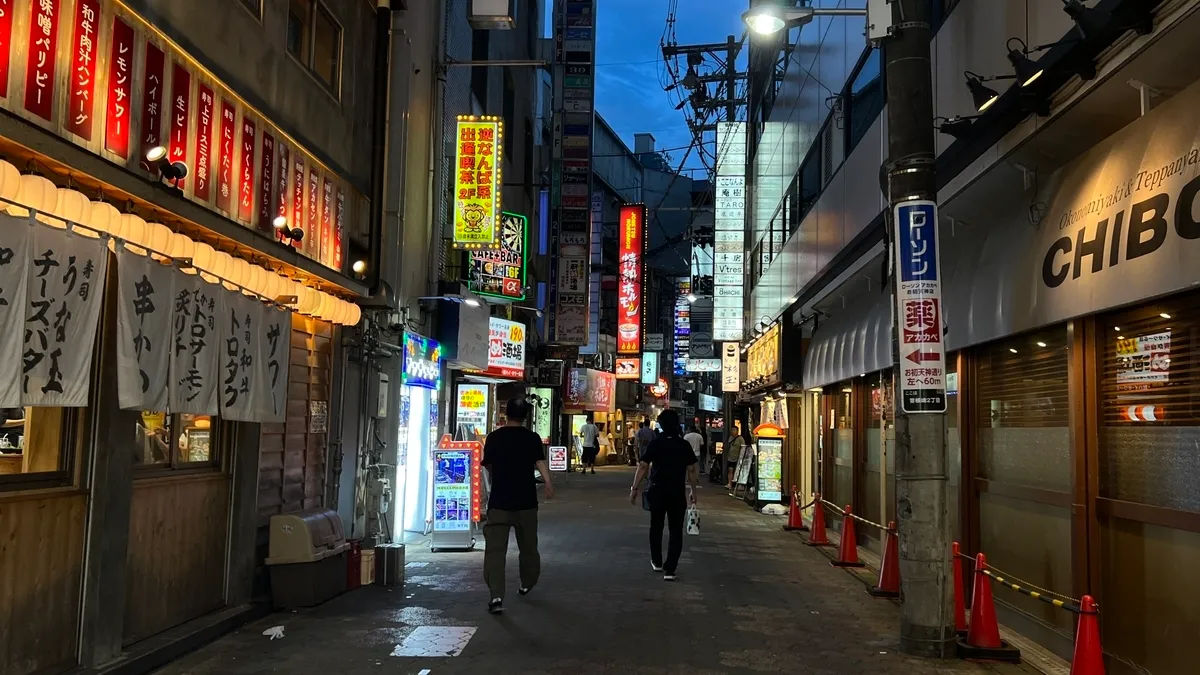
[1099,294,1200,512]
[312,5,341,90]
[0,407,73,484]
[286,0,310,60]
[862,373,885,545]
[828,383,854,512]
[241,0,262,18]
[135,412,218,469]
[847,49,883,153]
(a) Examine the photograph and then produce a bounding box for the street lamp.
[742,4,876,37]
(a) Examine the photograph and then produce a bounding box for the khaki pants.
[483,508,540,600]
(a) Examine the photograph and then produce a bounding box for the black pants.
[649,496,687,574]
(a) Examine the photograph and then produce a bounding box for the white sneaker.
[664,573,677,581]
[651,562,664,572]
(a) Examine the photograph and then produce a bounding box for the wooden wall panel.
[0,493,87,675]
[123,475,230,646]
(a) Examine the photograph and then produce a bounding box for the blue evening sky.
[546,0,748,173]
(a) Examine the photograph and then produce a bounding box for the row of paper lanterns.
[0,160,361,326]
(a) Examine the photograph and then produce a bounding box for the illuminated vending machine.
[430,435,483,552]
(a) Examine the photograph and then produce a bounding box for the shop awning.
[802,285,893,390]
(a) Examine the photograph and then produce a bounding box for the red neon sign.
[321,177,334,266]
[139,42,165,157]
[238,117,256,222]
[259,131,276,233]
[276,143,290,241]
[617,204,646,354]
[24,0,61,121]
[65,0,100,139]
[216,100,235,213]
[167,62,190,186]
[334,186,345,270]
[0,0,14,98]
[290,153,304,248]
[193,84,214,200]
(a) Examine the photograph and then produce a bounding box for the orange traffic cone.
[783,486,808,531]
[952,542,968,636]
[956,553,1021,662]
[1070,596,1104,675]
[806,494,831,546]
[868,521,901,597]
[830,505,865,568]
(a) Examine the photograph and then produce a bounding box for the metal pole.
[884,0,954,658]
[725,34,738,122]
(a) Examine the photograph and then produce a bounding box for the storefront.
[0,2,367,671]
[563,367,615,466]
[798,74,1200,672]
[396,333,441,538]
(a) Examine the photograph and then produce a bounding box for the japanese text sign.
[0,0,13,99]
[453,117,502,248]
[139,41,165,156]
[402,332,440,390]
[103,15,133,157]
[194,84,214,200]
[617,204,645,354]
[66,0,100,139]
[484,317,525,379]
[116,247,175,411]
[469,211,527,299]
[168,61,190,185]
[24,0,61,121]
[893,200,947,413]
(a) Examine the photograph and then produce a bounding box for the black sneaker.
[651,562,664,572]
[518,585,534,596]
[488,598,504,614]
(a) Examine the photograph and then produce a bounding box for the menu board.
[756,437,783,502]
[734,444,754,486]
[433,449,473,532]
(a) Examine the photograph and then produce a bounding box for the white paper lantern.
[317,293,336,320]
[86,201,120,240]
[191,242,215,279]
[11,174,58,220]
[144,222,172,260]
[52,188,90,231]
[262,272,282,301]
[344,302,361,326]
[0,160,20,203]
[298,286,320,315]
[250,265,270,297]
[214,252,238,291]
[167,233,195,263]
[119,213,149,255]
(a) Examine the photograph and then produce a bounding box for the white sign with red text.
[894,200,947,413]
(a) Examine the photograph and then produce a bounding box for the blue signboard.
[897,201,939,283]
[402,333,441,390]
[892,200,947,413]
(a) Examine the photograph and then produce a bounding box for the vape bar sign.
[893,200,947,414]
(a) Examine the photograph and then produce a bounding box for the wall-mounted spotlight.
[273,216,304,245]
[1006,38,1044,87]
[352,259,367,275]
[964,71,1013,112]
[1062,0,1110,38]
[141,145,188,188]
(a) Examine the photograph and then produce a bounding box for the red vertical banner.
[276,143,290,241]
[167,62,190,186]
[306,167,320,258]
[104,16,134,158]
[321,177,333,266]
[0,0,14,98]
[238,116,256,222]
[193,84,214,201]
[24,0,61,121]
[258,131,275,233]
[140,43,165,157]
[616,204,646,354]
[334,187,345,271]
[290,152,304,248]
[216,99,235,213]
[65,0,99,139]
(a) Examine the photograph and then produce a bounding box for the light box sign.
[484,317,526,379]
[617,204,645,354]
[615,357,640,380]
[713,121,746,342]
[721,342,740,392]
[745,322,781,390]
[469,211,527,299]
[756,437,784,502]
[699,393,722,412]
[455,383,489,438]
[893,200,947,413]
[453,116,503,249]
[686,358,721,372]
[641,352,659,384]
[433,435,483,531]
[531,387,554,443]
[402,333,441,390]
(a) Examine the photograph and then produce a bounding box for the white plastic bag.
[686,505,700,535]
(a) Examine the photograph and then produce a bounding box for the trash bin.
[265,508,350,609]
[375,543,405,587]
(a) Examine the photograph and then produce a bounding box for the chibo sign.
[1042,146,1200,289]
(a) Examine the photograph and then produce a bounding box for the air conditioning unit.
[469,0,514,30]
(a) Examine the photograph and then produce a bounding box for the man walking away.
[482,398,555,614]
[684,425,705,468]
[630,409,698,581]
[578,414,600,474]
[634,420,656,467]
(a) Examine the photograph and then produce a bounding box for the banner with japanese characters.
[260,305,291,423]
[0,215,33,407]
[168,271,221,415]
[22,227,108,406]
[116,247,175,410]
[219,289,263,422]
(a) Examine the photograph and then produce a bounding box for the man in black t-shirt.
[629,409,698,581]
[481,398,555,614]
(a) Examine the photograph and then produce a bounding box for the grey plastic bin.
[265,508,350,608]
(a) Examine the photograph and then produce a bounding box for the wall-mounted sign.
[455,383,489,439]
[721,342,740,392]
[617,204,646,354]
[470,211,527,299]
[402,333,441,390]
[531,387,554,443]
[686,358,721,372]
[641,352,659,384]
[894,200,947,413]
[534,359,565,387]
[699,393,722,413]
[548,445,568,472]
[674,278,690,376]
[483,317,526,379]
[713,121,746,342]
[564,368,614,412]
[745,322,781,390]
[1115,331,1171,391]
[615,357,640,380]
[649,377,668,399]
[453,116,503,249]
[645,332,664,351]
[756,436,783,502]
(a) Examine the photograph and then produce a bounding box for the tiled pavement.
[157,468,1042,675]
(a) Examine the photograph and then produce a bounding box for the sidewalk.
[158,468,1041,674]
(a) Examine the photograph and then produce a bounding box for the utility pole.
[884,0,954,659]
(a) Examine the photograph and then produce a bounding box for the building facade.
[742,1,1197,672]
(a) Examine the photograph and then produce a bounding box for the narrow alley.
[160,470,1037,675]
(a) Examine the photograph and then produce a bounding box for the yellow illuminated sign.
[453,116,503,249]
[747,322,781,385]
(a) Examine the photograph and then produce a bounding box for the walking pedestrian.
[482,398,555,615]
[684,425,704,464]
[629,409,698,581]
[578,413,600,474]
[634,419,656,466]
